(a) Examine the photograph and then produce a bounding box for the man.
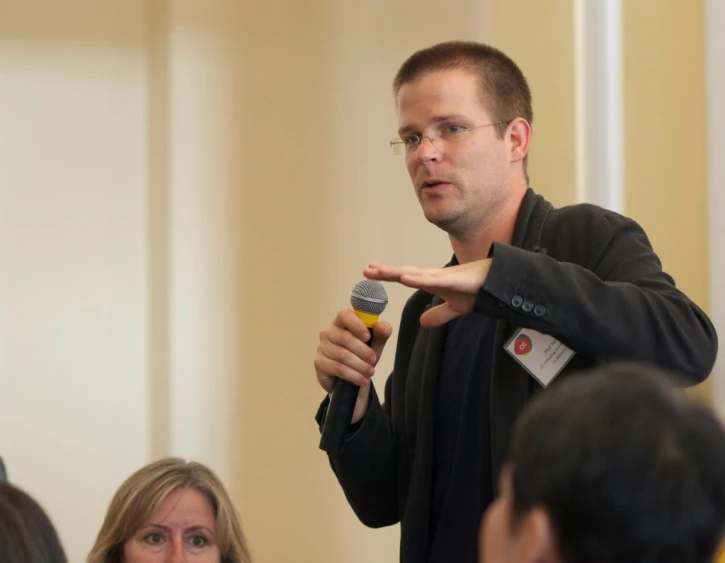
[313,41,717,563]
[479,362,725,563]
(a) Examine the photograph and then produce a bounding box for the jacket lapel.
[403,295,446,562]
[405,296,446,455]
[489,189,553,483]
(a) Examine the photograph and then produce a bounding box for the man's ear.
[513,507,561,563]
[508,117,531,164]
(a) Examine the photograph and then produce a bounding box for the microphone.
[319,280,389,454]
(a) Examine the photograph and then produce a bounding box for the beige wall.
[0,0,150,557]
[622,0,712,401]
[490,0,578,207]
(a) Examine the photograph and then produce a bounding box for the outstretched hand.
[364,259,493,327]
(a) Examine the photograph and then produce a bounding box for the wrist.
[351,384,371,424]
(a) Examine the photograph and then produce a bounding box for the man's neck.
[450,188,527,264]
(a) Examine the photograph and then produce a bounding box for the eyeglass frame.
[389,120,511,155]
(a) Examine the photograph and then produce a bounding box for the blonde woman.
[88,457,251,563]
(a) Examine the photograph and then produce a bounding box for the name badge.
[504,328,575,387]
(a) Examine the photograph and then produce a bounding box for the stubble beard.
[425,189,507,242]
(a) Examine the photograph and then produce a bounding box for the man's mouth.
[422,179,449,189]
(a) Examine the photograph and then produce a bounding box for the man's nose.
[415,136,441,162]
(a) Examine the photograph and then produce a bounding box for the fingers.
[314,310,391,393]
[398,272,446,290]
[366,259,492,294]
[370,321,393,361]
[364,263,441,282]
[364,264,456,293]
[331,308,371,341]
[419,303,464,328]
[314,352,372,391]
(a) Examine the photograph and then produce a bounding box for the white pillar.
[159,0,247,486]
[574,0,624,211]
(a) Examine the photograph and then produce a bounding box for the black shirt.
[428,312,496,563]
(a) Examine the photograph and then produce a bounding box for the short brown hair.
[393,41,533,174]
[87,457,251,563]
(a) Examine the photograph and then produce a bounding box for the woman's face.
[123,487,221,562]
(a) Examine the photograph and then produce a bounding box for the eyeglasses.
[390,121,509,155]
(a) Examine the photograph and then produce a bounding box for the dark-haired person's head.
[480,363,725,563]
[0,481,67,563]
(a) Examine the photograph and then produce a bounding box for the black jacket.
[316,188,718,563]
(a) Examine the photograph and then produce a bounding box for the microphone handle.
[319,328,373,454]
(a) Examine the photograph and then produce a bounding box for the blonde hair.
[87,457,251,563]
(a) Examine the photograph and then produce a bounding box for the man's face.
[480,467,560,563]
[396,68,512,236]
[480,467,519,563]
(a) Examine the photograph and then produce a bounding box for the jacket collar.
[511,187,547,249]
[448,187,552,266]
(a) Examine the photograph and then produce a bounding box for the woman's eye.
[145,533,164,545]
[189,534,208,548]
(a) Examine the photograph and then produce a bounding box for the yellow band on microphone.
[354,310,380,328]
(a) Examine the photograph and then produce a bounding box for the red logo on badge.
[514,334,532,355]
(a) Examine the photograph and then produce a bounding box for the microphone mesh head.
[350,280,388,315]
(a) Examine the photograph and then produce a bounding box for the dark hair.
[0,482,67,563]
[393,41,533,178]
[508,362,725,563]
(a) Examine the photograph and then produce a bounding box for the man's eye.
[445,125,465,134]
[404,134,422,145]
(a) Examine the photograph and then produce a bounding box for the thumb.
[370,321,393,363]
[419,303,463,328]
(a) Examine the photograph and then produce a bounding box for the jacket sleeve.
[474,211,717,384]
[315,375,399,527]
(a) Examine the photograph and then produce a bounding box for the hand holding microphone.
[316,280,391,454]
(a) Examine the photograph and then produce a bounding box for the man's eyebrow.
[397,115,465,137]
